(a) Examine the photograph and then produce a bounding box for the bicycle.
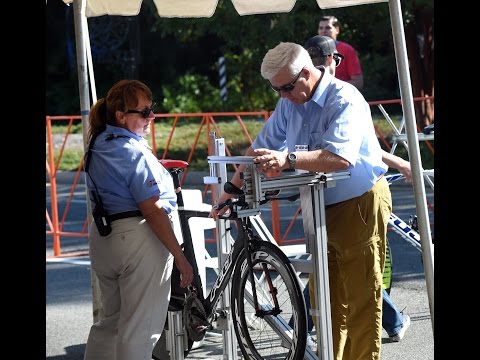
[383,171,434,288]
[154,159,307,360]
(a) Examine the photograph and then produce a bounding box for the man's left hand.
[253,148,288,173]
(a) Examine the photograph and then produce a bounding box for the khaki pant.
[84,217,174,360]
[309,177,392,360]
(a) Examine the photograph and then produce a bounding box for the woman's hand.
[174,253,194,288]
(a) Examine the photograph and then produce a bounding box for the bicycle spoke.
[231,241,306,360]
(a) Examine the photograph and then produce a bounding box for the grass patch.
[48,116,432,172]
[52,148,84,171]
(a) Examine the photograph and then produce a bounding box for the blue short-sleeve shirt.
[252,71,387,205]
[85,124,177,215]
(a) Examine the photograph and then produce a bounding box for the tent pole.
[72,0,103,323]
[388,0,434,333]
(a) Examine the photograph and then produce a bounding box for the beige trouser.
[84,217,174,360]
[309,177,392,360]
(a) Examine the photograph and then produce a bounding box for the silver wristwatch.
[287,152,297,169]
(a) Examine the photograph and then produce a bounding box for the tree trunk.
[405,7,434,129]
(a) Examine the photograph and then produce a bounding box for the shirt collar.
[309,66,333,108]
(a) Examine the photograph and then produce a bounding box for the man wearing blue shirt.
[211,42,392,360]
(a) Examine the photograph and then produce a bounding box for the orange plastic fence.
[46,97,434,257]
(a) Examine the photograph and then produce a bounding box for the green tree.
[46,0,434,126]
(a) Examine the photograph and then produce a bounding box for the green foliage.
[161,73,224,113]
[52,148,84,172]
[49,122,83,135]
[50,119,267,172]
[49,118,433,173]
[46,0,433,115]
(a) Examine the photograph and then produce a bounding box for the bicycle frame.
[201,217,248,321]
[160,160,293,337]
[385,173,432,253]
[388,212,421,252]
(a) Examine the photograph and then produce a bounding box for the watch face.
[288,152,297,169]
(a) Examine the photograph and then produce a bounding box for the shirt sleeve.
[252,99,288,151]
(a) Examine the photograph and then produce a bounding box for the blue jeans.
[300,286,404,337]
[382,289,404,336]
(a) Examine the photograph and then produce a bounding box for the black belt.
[107,210,143,222]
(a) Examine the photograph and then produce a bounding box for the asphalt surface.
[46,171,434,359]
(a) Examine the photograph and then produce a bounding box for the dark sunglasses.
[333,54,342,67]
[270,69,304,93]
[125,102,157,118]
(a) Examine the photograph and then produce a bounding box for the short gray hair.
[261,42,314,80]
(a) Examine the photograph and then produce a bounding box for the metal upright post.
[208,133,239,359]
[299,183,334,360]
[388,0,434,330]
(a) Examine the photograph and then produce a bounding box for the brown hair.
[87,79,153,141]
[319,15,340,28]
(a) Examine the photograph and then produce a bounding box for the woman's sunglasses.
[125,102,157,118]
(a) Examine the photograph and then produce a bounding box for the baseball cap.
[304,35,344,60]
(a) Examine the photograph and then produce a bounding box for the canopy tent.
[63,0,433,338]
[71,0,389,17]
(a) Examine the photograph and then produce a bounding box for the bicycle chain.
[182,288,209,342]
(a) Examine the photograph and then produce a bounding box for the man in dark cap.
[304,35,345,69]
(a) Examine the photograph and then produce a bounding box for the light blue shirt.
[252,71,387,205]
[84,124,177,215]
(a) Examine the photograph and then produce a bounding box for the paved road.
[46,171,434,359]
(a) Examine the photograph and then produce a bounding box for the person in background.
[82,79,193,360]
[304,34,411,344]
[318,15,364,90]
[210,41,391,360]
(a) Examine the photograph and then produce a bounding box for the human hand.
[209,194,233,220]
[253,148,288,174]
[174,253,194,288]
[398,159,412,182]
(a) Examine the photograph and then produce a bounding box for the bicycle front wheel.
[231,240,307,360]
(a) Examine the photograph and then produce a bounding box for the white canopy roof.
[63,0,387,17]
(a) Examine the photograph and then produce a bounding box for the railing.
[46,97,434,257]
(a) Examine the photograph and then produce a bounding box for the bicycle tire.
[231,240,307,360]
[383,236,393,294]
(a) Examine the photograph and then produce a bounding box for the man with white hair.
[211,42,392,360]
[304,34,411,345]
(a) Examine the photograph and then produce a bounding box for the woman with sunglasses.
[211,42,392,360]
[83,79,193,360]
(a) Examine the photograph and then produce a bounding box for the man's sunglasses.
[125,103,157,118]
[333,54,343,67]
[270,69,304,93]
